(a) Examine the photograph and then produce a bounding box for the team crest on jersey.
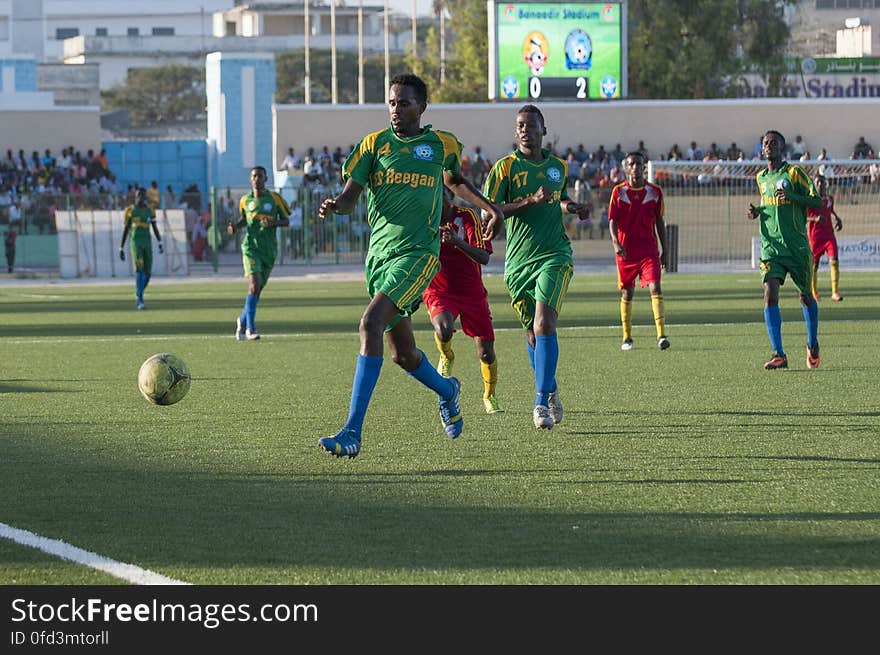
[247,200,257,211]
[547,167,562,183]
[263,202,273,211]
[414,144,434,161]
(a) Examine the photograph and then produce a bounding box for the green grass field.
[1,271,879,585]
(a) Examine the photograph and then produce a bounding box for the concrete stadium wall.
[273,98,880,166]
[0,108,101,154]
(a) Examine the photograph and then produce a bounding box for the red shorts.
[422,289,495,340]
[616,254,661,290]
[811,236,839,261]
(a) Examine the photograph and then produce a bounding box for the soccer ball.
[137,353,192,406]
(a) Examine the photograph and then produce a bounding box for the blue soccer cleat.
[438,376,463,439]
[318,428,362,459]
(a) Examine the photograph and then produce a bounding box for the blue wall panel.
[103,140,208,209]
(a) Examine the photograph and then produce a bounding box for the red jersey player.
[807,174,844,302]
[608,151,670,351]
[423,187,503,414]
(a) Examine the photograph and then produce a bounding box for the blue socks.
[802,300,819,348]
[135,271,147,301]
[526,340,536,373]
[344,354,383,437]
[243,294,259,330]
[534,333,559,407]
[764,305,783,355]
[408,350,454,399]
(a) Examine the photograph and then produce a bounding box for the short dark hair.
[764,130,786,147]
[517,104,545,128]
[251,165,267,175]
[390,73,428,104]
[624,151,645,164]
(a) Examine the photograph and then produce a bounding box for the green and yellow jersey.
[238,190,290,261]
[343,124,462,258]
[483,149,572,273]
[123,205,156,247]
[754,162,819,260]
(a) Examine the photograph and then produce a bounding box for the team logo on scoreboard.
[601,75,618,98]
[602,4,615,21]
[547,167,562,183]
[413,144,434,161]
[502,76,520,99]
[564,29,592,71]
[523,31,549,76]
[503,4,517,22]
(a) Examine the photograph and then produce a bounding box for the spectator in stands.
[96,149,109,172]
[303,153,323,185]
[40,149,55,169]
[164,184,177,209]
[574,144,589,163]
[667,144,683,161]
[610,143,626,165]
[852,136,873,159]
[4,226,15,273]
[191,210,209,261]
[281,147,301,175]
[726,142,743,161]
[565,151,581,185]
[7,201,21,233]
[471,146,489,187]
[146,180,160,209]
[686,141,703,161]
[635,140,649,160]
[56,148,72,172]
[789,134,806,159]
[817,147,834,177]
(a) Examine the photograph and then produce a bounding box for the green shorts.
[505,256,574,329]
[366,250,440,331]
[759,252,813,296]
[242,249,275,282]
[131,241,153,276]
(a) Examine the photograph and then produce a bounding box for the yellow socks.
[830,258,840,295]
[620,298,633,341]
[651,294,666,338]
[481,359,498,399]
[434,332,454,362]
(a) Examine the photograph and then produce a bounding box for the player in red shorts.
[807,174,844,302]
[423,187,503,414]
[608,151,670,351]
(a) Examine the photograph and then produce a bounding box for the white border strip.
[0,522,190,586]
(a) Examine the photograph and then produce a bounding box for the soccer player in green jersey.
[119,187,163,310]
[482,105,592,430]
[316,73,504,459]
[747,130,823,370]
[227,166,290,341]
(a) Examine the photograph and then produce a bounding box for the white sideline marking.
[0,522,190,586]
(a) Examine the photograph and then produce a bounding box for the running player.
[807,173,844,302]
[227,165,290,340]
[423,186,503,414]
[316,73,504,459]
[482,105,592,430]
